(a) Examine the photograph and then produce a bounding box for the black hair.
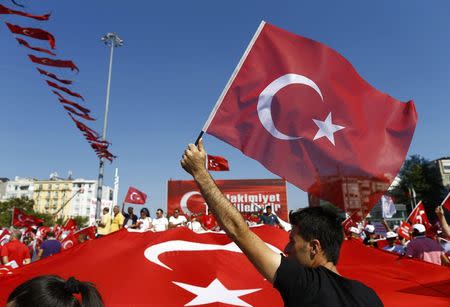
[7,275,103,307]
[46,231,55,238]
[156,208,164,213]
[289,207,344,265]
[265,205,272,210]
[140,208,150,217]
[103,207,109,213]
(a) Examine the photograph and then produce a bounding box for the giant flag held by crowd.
[0,227,449,306]
[201,21,417,216]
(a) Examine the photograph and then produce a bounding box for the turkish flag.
[16,38,55,56]
[341,212,361,235]
[64,106,95,121]
[61,226,96,250]
[441,192,450,211]
[52,91,90,114]
[6,23,55,49]
[407,201,431,228]
[0,4,50,21]
[28,54,79,72]
[203,22,417,215]
[124,187,147,204]
[0,229,11,246]
[207,155,230,171]
[46,81,84,100]
[397,221,412,240]
[37,68,72,85]
[1,228,450,306]
[12,208,43,228]
[63,219,77,232]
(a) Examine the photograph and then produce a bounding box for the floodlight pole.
[95,33,123,220]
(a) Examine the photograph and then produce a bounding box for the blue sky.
[0,0,449,215]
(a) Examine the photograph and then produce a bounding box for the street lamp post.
[95,33,123,220]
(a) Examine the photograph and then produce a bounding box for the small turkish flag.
[124,187,147,204]
[441,192,450,211]
[202,22,417,214]
[0,4,50,21]
[46,80,84,100]
[62,219,77,232]
[207,155,230,171]
[407,201,430,229]
[16,38,56,56]
[6,23,55,49]
[37,68,72,85]
[397,221,412,240]
[29,55,79,72]
[12,208,43,228]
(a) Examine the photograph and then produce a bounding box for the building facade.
[71,179,113,223]
[0,177,34,201]
[436,157,450,188]
[33,179,73,218]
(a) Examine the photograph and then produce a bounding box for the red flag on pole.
[46,81,84,100]
[0,4,50,21]
[12,208,43,228]
[28,55,79,72]
[6,23,55,49]
[407,201,430,228]
[202,22,417,214]
[62,219,77,232]
[124,187,147,204]
[16,38,55,56]
[207,155,230,171]
[441,192,450,211]
[64,106,95,121]
[397,221,412,240]
[37,68,72,85]
[61,226,96,250]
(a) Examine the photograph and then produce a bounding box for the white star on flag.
[173,278,261,306]
[312,112,345,145]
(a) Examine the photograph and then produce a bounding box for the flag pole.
[95,33,123,220]
[194,131,204,146]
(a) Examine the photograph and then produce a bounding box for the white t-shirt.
[152,217,168,232]
[138,217,152,231]
[188,221,202,232]
[169,215,187,227]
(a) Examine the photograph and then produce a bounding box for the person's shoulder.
[337,275,383,306]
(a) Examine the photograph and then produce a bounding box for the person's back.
[40,238,62,259]
[275,257,382,306]
[406,236,443,265]
[1,239,29,267]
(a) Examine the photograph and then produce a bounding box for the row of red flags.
[1,3,115,162]
[342,192,450,240]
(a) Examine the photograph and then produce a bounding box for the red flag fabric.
[0,229,11,246]
[11,208,43,228]
[62,219,77,232]
[46,81,84,100]
[16,38,56,56]
[397,221,412,240]
[442,192,450,211]
[0,4,50,21]
[124,187,147,204]
[37,68,72,85]
[341,212,361,235]
[60,226,96,250]
[203,22,417,215]
[64,106,95,121]
[6,23,55,49]
[0,227,449,306]
[207,155,230,171]
[52,91,90,114]
[28,55,79,72]
[407,201,431,228]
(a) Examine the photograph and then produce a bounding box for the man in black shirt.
[181,139,383,306]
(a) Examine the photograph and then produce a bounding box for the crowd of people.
[345,205,450,266]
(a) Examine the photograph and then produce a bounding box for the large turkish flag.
[12,208,43,228]
[203,22,417,215]
[1,228,449,306]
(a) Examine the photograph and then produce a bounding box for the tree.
[0,197,54,227]
[390,155,447,221]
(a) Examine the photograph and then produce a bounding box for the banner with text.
[167,179,288,220]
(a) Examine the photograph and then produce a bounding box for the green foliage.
[391,155,447,221]
[72,216,89,228]
[0,197,54,227]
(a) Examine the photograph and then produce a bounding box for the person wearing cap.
[363,224,378,248]
[405,224,450,266]
[382,232,404,254]
[348,227,362,241]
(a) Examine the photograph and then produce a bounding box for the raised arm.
[435,206,450,237]
[181,139,281,283]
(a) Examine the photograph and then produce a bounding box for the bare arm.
[436,206,450,237]
[2,256,8,264]
[181,139,281,283]
[36,248,43,261]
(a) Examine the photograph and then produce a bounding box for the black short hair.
[140,208,150,217]
[289,207,344,265]
[8,275,103,307]
[46,231,55,238]
[266,205,272,210]
[156,208,164,213]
